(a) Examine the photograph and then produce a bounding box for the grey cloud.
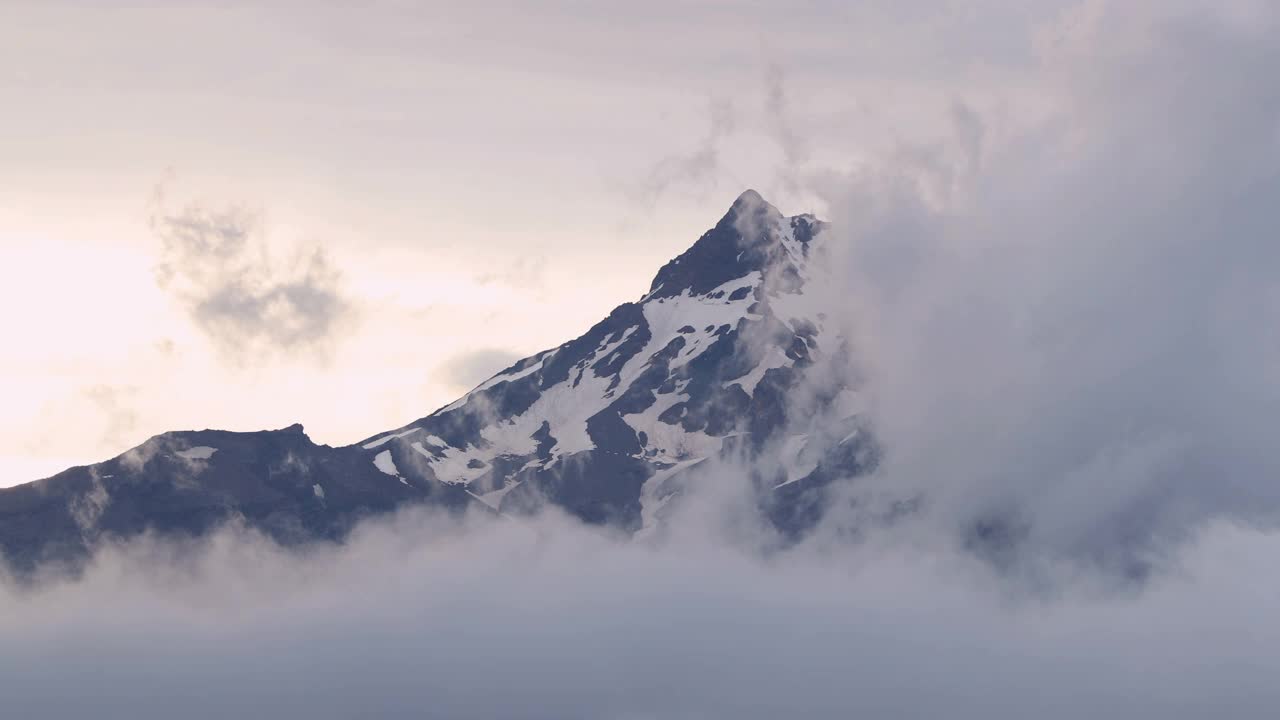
[438,347,525,393]
[2,510,1279,719]
[636,96,738,208]
[152,202,356,363]
[634,58,809,213]
[793,0,1280,574]
[763,60,808,193]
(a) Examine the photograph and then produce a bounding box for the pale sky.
[0,0,1119,484]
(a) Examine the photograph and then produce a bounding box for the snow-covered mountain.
[355,189,874,531]
[0,191,877,572]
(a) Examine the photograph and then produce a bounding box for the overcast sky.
[0,0,1058,483]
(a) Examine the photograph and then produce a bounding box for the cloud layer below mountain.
[2,509,1278,719]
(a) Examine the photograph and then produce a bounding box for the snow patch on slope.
[730,346,792,395]
[410,441,491,485]
[412,273,765,486]
[373,449,410,485]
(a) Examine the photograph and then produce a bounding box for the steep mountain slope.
[355,190,875,531]
[0,191,876,572]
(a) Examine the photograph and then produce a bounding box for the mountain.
[0,191,877,573]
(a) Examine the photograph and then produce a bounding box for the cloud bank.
[1,510,1278,719]
[785,0,1280,577]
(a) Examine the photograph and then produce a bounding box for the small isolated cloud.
[151,201,356,363]
[438,347,524,393]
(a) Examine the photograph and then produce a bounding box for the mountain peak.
[721,188,782,229]
[646,190,811,300]
[733,187,765,207]
[0,192,859,575]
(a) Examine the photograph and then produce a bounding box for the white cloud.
[2,509,1278,719]
[795,0,1280,572]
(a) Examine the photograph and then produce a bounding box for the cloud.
[151,200,356,364]
[15,385,144,478]
[635,95,739,208]
[83,385,139,448]
[437,347,526,393]
[2,509,1280,719]
[786,0,1280,574]
[67,470,109,540]
[763,60,808,191]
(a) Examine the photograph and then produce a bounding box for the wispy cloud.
[437,347,525,394]
[151,199,356,364]
[635,95,739,208]
[82,384,140,448]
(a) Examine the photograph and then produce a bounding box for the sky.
[0,0,1062,483]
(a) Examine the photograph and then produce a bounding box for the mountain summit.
[0,192,875,572]
[646,189,812,299]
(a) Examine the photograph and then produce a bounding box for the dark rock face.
[0,190,875,573]
[0,426,470,573]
